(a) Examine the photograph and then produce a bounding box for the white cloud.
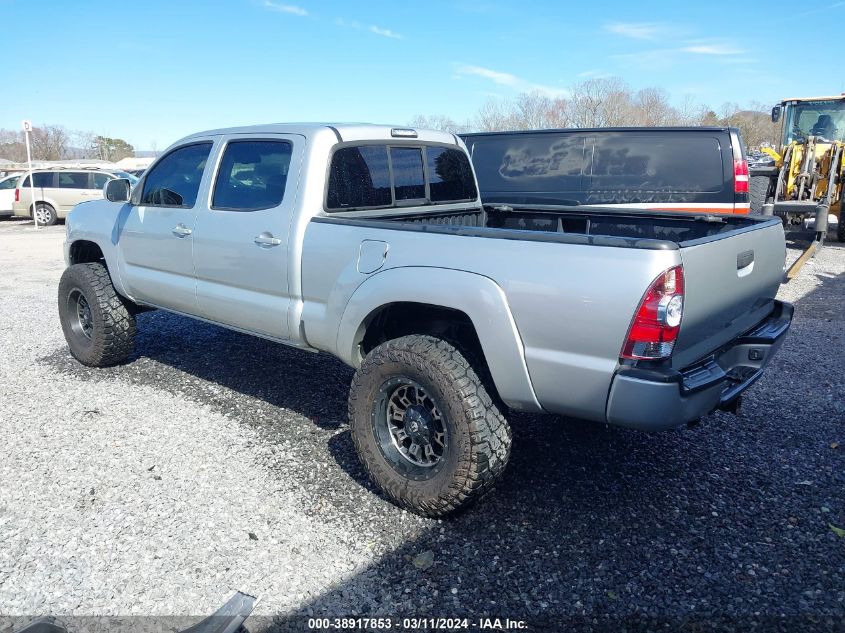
[612,48,677,69]
[263,1,308,16]
[335,18,402,39]
[613,40,748,71]
[334,17,360,28]
[682,43,745,55]
[604,22,663,40]
[577,68,612,79]
[456,64,521,87]
[369,25,403,39]
[454,64,566,97]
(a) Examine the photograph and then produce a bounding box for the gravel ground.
[0,218,843,632]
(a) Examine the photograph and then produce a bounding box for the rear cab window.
[326,143,477,211]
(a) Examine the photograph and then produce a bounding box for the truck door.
[117,140,215,315]
[191,135,303,341]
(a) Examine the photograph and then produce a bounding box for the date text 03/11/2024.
[306,617,529,630]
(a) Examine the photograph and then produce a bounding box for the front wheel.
[58,263,137,367]
[838,215,845,242]
[348,335,511,517]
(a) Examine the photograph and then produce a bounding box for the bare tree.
[29,125,70,160]
[545,97,570,128]
[567,79,609,127]
[0,129,27,162]
[717,102,779,148]
[675,95,709,126]
[408,114,468,134]
[633,87,675,126]
[509,92,554,130]
[471,98,514,132]
[70,130,98,159]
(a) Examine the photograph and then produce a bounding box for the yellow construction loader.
[750,95,845,277]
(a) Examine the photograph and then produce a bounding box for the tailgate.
[671,220,785,369]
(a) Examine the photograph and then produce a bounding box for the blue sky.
[2,0,843,150]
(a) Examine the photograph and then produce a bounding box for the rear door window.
[58,172,89,189]
[140,142,213,208]
[212,140,293,211]
[326,146,392,209]
[20,173,56,188]
[588,135,724,193]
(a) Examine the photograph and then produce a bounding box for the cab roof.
[780,95,845,103]
[180,123,460,146]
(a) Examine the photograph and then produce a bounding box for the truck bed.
[327,204,778,250]
[308,203,786,415]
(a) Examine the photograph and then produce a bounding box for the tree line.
[0,125,136,163]
[410,77,779,149]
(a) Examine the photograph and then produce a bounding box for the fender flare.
[336,266,542,413]
[65,204,132,299]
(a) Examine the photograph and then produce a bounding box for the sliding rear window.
[326,144,477,211]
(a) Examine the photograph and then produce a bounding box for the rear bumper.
[772,201,821,217]
[605,300,793,431]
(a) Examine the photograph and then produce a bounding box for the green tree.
[91,136,135,162]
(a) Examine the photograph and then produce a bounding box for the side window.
[92,173,112,189]
[58,172,89,189]
[390,147,425,201]
[21,173,55,188]
[212,140,292,211]
[326,146,392,209]
[427,147,477,202]
[588,135,723,193]
[140,142,212,207]
[469,135,585,196]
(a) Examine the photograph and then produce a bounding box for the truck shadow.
[43,305,702,517]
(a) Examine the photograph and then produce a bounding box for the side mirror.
[104,178,131,203]
[771,105,781,123]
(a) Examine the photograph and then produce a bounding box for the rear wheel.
[33,203,57,226]
[838,213,845,242]
[58,263,136,367]
[748,173,774,215]
[348,335,511,517]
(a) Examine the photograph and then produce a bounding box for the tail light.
[734,159,749,194]
[621,266,685,360]
[14,189,19,202]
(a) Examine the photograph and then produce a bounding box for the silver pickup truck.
[60,124,793,516]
